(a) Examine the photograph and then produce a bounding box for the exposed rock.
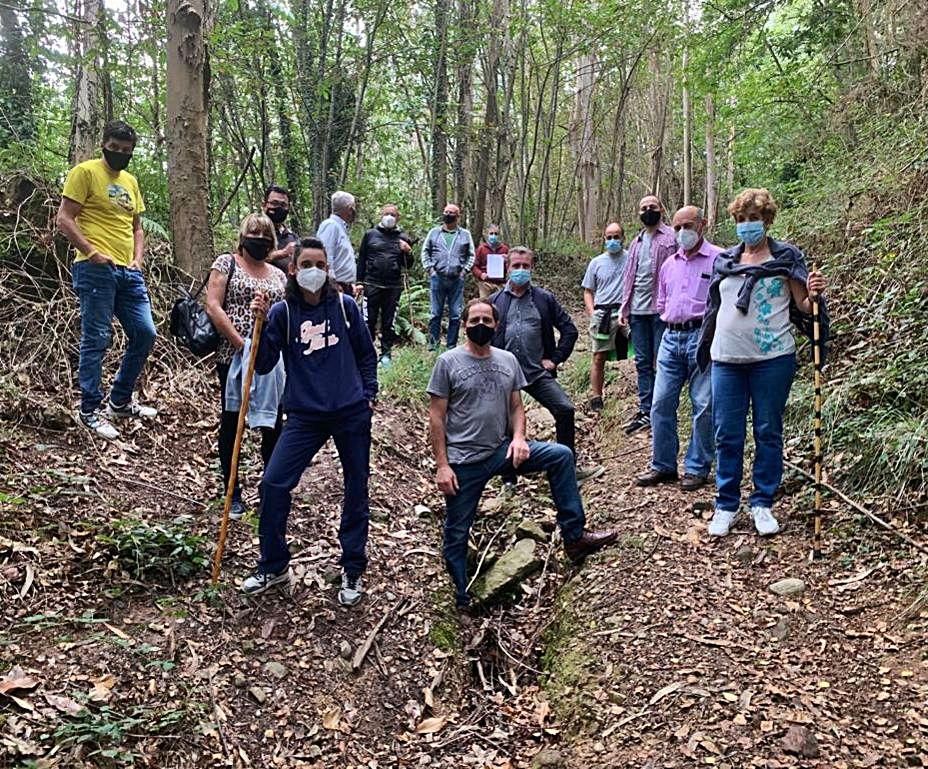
[233,673,247,688]
[769,578,806,596]
[472,539,542,603]
[339,640,353,660]
[735,545,754,565]
[532,748,565,768]
[769,616,790,641]
[516,518,548,543]
[248,685,267,704]
[782,725,820,758]
[264,661,287,680]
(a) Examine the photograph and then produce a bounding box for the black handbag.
[170,257,235,357]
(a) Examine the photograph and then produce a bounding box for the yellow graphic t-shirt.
[62,158,146,267]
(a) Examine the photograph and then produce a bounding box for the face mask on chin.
[466,322,494,346]
[297,266,328,293]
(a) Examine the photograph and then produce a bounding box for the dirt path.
[2,344,927,768]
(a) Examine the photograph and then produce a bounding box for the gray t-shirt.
[581,250,628,307]
[427,346,527,465]
[503,290,546,384]
[632,232,654,315]
[710,273,796,363]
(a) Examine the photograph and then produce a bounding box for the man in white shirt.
[316,190,358,293]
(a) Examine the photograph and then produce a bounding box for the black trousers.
[216,362,283,498]
[365,285,401,356]
[503,372,577,482]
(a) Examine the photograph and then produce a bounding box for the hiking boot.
[624,412,650,434]
[229,496,246,521]
[106,398,158,420]
[588,396,604,413]
[241,568,291,595]
[338,572,363,607]
[680,473,709,491]
[79,409,119,441]
[378,354,392,369]
[707,509,738,537]
[576,464,605,484]
[635,468,679,487]
[563,528,619,563]
[751,506,780,536]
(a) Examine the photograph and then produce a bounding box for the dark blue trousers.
[258,405,372,576]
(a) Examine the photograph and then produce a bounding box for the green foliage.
[377,345,438,407]
[97,515,207,583]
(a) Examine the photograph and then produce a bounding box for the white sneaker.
[79,409,120,440]
[106,398,158,420]
[241,568,291,595]
[338,572,363,607]
[751,506,780,536]
[707,508,738,537]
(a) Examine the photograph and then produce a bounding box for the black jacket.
[358,225,413,289]
[489,285,578,367]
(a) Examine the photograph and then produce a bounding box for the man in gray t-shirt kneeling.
[427,298,618,610]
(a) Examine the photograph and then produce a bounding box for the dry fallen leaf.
[649,681,684,705]
[415,715,447,734]
[0,666,39,695]
[44,693,84,716]
[322,706,342,730]
[88,673,116,703]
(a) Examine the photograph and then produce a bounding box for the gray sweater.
[420,226,476,278]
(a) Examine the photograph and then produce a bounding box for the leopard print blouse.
[210,253,287,364]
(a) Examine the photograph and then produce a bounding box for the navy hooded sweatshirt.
[254,288,378,417]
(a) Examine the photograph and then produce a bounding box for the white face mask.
[676,228,701,251]
[297,266,327,293]
[380,214,397,229]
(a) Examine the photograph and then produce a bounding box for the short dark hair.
[508,245,534,263]
[462,298,499,324]
[102,120,138,147]
[264,184,290,202]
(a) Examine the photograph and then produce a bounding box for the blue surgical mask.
[605,238,623,254]
[676,228,700,251]
[736,220,766,246]
[487,234,500,246]
[509,268,531,286]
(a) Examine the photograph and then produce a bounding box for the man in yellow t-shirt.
[57,120,158,440]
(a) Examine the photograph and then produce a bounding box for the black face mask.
[241,236,272,261]
[466,322,494,346]
[640,209,661,227]
[102,148,132,172]
[266,207,289,225]
[442,213,458,225]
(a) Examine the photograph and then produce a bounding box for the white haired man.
[316,190,358,293]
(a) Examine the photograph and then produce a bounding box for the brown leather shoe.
[635,469,679,487]
[564,529,619,563]
[680,473,709,491]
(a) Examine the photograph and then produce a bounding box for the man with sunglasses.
[427,298,618,612]
[582,222,629,412]
[619,195,677,434]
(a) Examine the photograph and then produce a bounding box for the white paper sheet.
[487,253,505,279]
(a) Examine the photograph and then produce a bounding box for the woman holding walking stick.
[205,213,287,519]
[242,237,378,605]
[697,188,828,538]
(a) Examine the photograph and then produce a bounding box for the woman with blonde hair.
[205,213,287,519]
[697,188,828,537]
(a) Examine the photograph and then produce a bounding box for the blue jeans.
[629,314,666,413]
[712,353,796,512]
[428,274,465,348]
[258,405,372,576]
[444,440,586,607]
[71,261,157,414]
[651,329,713,476]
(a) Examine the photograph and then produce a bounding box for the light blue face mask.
[736,220,766,246]
[487,234,500,246]
[509,268,531,286]
[605,238,623,254]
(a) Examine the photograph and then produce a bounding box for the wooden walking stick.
[810,263,824,560]
[212,313,265,584]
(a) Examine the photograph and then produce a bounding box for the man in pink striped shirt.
[636,205,723,491]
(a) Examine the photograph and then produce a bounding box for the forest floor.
[1,325,927,769]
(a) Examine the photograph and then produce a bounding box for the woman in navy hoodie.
[243,237,378,605]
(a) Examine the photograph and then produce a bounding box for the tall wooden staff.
[212,314,265,583]
[810,263,824,560]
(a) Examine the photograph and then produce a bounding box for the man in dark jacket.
[490,246,602,482]
[358,203,413,366]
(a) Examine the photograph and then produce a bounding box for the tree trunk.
[571,53,598,245]
[430,0,451,216]
[473,0,504,239]
[681,47,692,206]
[0,6,36,146]
[704,93,718,231]
[725,113,735,203]
[69,0,111,163]
[166,0,213,274]
[452,0,474,223]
